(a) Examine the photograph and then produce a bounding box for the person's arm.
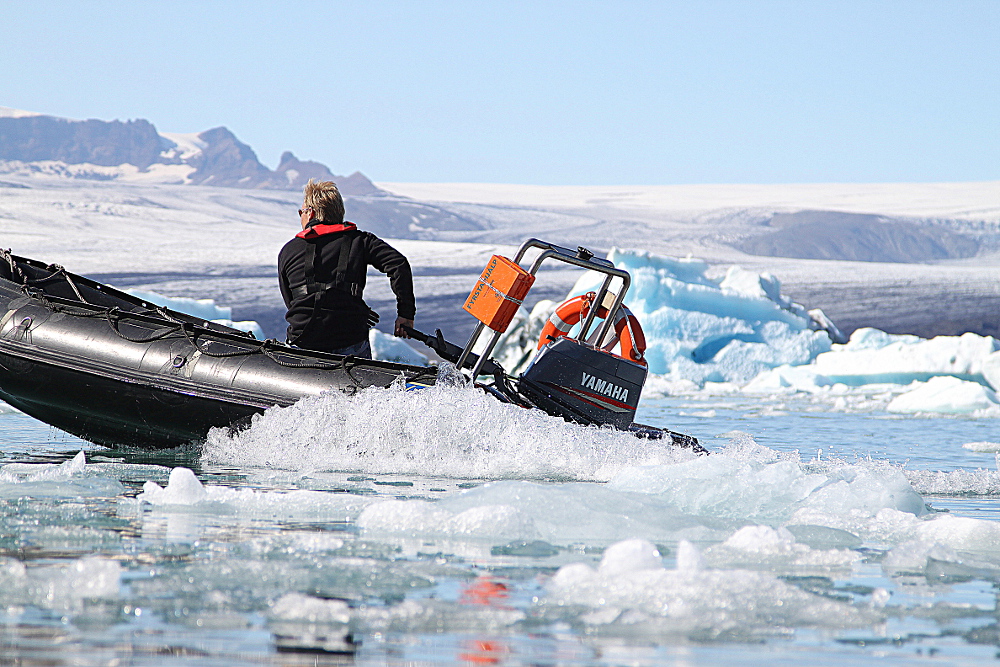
[277,243,295,308]
[366,234,415,336]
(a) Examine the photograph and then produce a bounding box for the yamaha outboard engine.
[519,337,646,429]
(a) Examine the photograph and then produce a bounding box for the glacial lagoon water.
[1,383,1000,666]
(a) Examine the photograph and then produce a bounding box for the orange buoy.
[537,292,646,365]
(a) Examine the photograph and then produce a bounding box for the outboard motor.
[519,337,646,429]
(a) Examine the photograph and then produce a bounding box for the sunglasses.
[298,207,313,216]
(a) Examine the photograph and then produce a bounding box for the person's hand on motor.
[395,317,414,338]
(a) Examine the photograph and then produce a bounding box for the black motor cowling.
[518,337,647,430]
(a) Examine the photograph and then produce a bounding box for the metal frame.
[455,238,631,379]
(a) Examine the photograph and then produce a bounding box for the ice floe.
[540,538,880,637]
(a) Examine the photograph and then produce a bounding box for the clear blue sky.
[2,1,998,185]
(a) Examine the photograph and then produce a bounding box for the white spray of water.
[202,382,694,480]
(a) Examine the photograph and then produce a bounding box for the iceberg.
[369,329,429,365]
[493,248,841,384]
[886,375,1000,414]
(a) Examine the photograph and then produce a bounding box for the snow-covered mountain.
[0,106,379,194]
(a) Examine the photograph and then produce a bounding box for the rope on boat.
[0,249,28,285]
[43,264,87,303]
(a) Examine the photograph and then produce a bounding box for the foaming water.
[203,383,695,480]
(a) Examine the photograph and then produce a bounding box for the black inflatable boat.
[0,241,702,452]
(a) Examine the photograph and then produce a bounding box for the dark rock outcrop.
[0,115,167,170]
[0,110,386,194]
[186,127,277,187]
[273,152,384,196]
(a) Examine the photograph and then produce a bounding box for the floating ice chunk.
[356,597,525,633]
[742,364,829,393]
[598,539,662,577]
[369,329,428,365]
[56,556,122,599]
[138,467,208,505]
[797,463,926,518]
[0,556,121,610]
[270,593,350,623]
[550,562,596,588]
[721,525,798,552]
[788,502,1000,559]
[871,588,891,608]
[913,513,1000,555]
[675,540,703,572]
[136,467,376,520]
[839,327,922,351]
[542,538,878,635]
[357,499,537,541]
[2,450,87,481]
[784,524,862,550]
[0,451,124,498]
[606,448,925,524]
[886,376,1000,414]
[963,441,1000,453]
[879,537,1000,581]
[808,309,846,344]
[813,332,1000,390]
[883,539,960,574]
[703,525,860,571]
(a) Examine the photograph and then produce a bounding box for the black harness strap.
[291,233,363,300]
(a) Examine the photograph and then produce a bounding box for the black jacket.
[278,222,415,351]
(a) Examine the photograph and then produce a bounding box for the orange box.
[463,255,535,332]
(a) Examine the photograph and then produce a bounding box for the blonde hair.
[302,179,345,224]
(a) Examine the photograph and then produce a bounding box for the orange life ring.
[537,292,647,365]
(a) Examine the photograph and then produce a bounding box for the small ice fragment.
[270,593,350,623]
[963,441,1000,453]
[883,539,959,574]
[138,467,208,505]
[598,539,662,577]
[785,524,862,550]
[721,525,796,553]
[675,540,703,572]
[62,451,87,474]
[550,562,595,589]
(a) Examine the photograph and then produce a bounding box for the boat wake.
[202,382,695,480]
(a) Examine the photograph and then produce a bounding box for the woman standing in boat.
[278,179,415,358]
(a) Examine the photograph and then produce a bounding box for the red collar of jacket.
[296,221,358,239]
